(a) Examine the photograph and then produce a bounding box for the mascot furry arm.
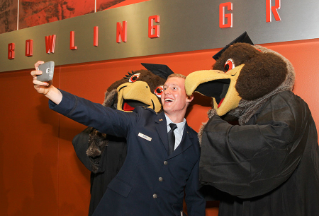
[185,33,319,215]
[72,63,174,216]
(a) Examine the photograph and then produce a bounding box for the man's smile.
[164,98,174,102]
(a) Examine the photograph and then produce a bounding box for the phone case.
[37,61,55,81]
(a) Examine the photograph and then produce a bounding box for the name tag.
[138,133,152,141]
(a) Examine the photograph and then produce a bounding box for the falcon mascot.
[185,32,319,216]
[72,63,174,216]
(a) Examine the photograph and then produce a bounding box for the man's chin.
[163,104,174,112]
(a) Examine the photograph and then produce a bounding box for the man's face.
[161,77,192,115]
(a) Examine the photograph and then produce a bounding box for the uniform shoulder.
[186,124,198,136]
[133,106,157,114]
[132,106,160,120]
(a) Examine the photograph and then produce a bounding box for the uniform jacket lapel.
[155,112,195,158]
[155,112,169,153]
[169,123,194,159]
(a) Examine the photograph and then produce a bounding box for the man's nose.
[163,88,171,95]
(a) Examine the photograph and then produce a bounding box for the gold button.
[164,161,168,165]
[159,177,163,182]
[153,194,157,198]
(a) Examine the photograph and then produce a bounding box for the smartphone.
[37,61,55,82]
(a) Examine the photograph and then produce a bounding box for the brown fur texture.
[102,89,118,109]
[236,53,287,100]
[86,127,108,173]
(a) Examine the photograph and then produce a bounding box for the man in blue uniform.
[31,61,206,216]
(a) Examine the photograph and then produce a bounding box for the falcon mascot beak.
[117,80,162,113]
[185,64,244,116]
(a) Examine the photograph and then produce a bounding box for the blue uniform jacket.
[50,90,206,216]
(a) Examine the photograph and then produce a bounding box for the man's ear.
[186,94,194,103]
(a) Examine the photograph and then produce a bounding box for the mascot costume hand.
[72,63,174,216]
[185,32,319,216]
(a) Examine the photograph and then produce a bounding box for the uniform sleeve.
[185,159,206,215]
[49,90,135,138]
[199,95,309,199]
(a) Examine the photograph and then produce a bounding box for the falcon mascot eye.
[154,85,163,98]
[72,63,174,215]
[128,73,140,82]
[224,59,235,72]
[185,32,319,216]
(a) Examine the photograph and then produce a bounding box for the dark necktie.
[168,123,177,155]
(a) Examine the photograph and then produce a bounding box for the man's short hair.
[167,73,186,79]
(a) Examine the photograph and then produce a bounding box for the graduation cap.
[213,31,254,60]
[141,63,174,80]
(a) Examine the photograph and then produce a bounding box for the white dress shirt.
[164,114,186,150]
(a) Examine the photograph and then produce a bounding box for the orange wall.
[0,38,319,216]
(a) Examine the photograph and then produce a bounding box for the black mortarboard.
[212,31,254,60]
[141,63,174,80]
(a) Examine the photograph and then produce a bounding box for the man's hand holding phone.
[31,61,62,105]
[31,61,52,95]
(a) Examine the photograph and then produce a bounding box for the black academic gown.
[199,91,319,216]
[72,128,127,216]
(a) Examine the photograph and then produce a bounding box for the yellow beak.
[185,65,244,116]
[117,81,162,113]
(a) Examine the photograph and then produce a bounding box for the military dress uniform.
[50,90,206,216]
